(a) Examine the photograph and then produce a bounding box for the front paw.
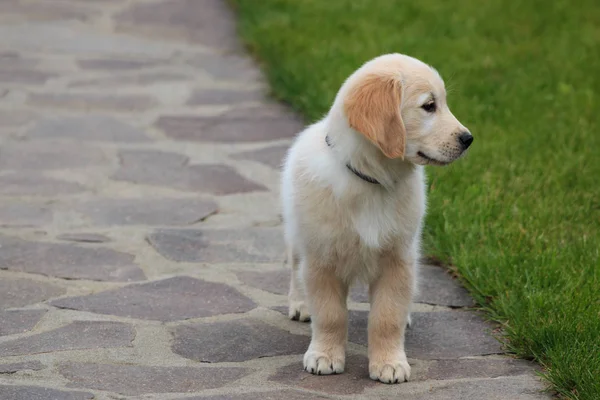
[369,356,411,383]
[303,348,345,375]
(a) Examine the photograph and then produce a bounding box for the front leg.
[368,251,414,383]
[303,258,349,375]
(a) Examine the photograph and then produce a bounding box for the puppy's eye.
[421,101,436,113]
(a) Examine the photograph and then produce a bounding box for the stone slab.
[232,144,289,169]
[0,110,36,128]
[0,141,106,170]
[77,198,218,226]
[0,203,53,227]
[0,235,145,281]
[0,321,134,357]
[186,53,261,82]
[156,115,301,142]
[0,23,176,56]
[0,385,93,400]
[378,376,549,400]
[0,278,65,309]
[148,228,285,263]
[0,1,95,22]
[115,0,239,50]
[0,51,38,69]
[69,72,190,88]
[114,150,267,194]
[29,115,150,142]
[28,93,157,112]
[187,88,263,105]
[236,269,289,295]
[0,69,55,84]
[184,390,330,400]
[424,358,537,380]
[60,363,249,396]
[51,276,256,322]
[172,318,309,362]
[77,57,163,70]
[57,233,111,243]
[0,361,45,374]
[0,174,84,196]
[0,310,46,336]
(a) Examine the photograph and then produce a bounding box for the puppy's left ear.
[344,74,406,159]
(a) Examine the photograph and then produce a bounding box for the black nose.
[458,131,473,149]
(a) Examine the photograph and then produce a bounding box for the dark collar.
[325,135,380,185]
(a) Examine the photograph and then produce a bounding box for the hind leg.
[288,246,310,322]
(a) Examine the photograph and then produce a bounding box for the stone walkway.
[0,1,551,399]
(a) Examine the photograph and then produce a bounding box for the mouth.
[417,151,450,166]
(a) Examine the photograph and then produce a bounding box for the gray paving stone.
[416,265,474,307]
[69,72,190,88]
[233,144,289,169]
[0,385,93,400]
[0,51,38,69]
[77,57,163,70]
[187,88,263,105]
[0,361,45,374]
[424,358,537,380]
[114,150,267,194]
[28,93,157,112]
[156,115,301,142]
[348,285,369,303]
[29,115,150,142]
[226,103,300,119]
[77,198,218,226]
[350,265,474,307]
[347,311,503,359]
[0,310,46,336]
[115,0,239,50]
[147,228,285,263]
[0,0,95,22]
[0,69,55,84]
[0,23,175,56]
[0,203,53,226]
[185,390,330,400]
[50,276,256,321]
[187,53,261,82]
[172,318,309,362]
[269,355,376,395]
[0,235,145,281]
[236,269,289,295]
[379,376,548,400]
[0,278,65,309]
[59,363,249,395]
[57,233,111,243]
[0,110,36,127]
[0,142,106,170]
[0,173,84,196]
[0,321,134,357]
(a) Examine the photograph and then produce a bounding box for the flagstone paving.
[0,1,551,399]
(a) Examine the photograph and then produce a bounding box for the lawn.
[229,0,600,397]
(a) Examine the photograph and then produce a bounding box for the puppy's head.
[342,53,472,165]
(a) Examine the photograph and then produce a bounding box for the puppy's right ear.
[344,74,406,159]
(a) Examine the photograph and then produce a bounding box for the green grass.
[229,0,600,398]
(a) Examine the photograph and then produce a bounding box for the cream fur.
[281,53,471,383]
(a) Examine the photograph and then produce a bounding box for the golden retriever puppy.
[281,53,473,383]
